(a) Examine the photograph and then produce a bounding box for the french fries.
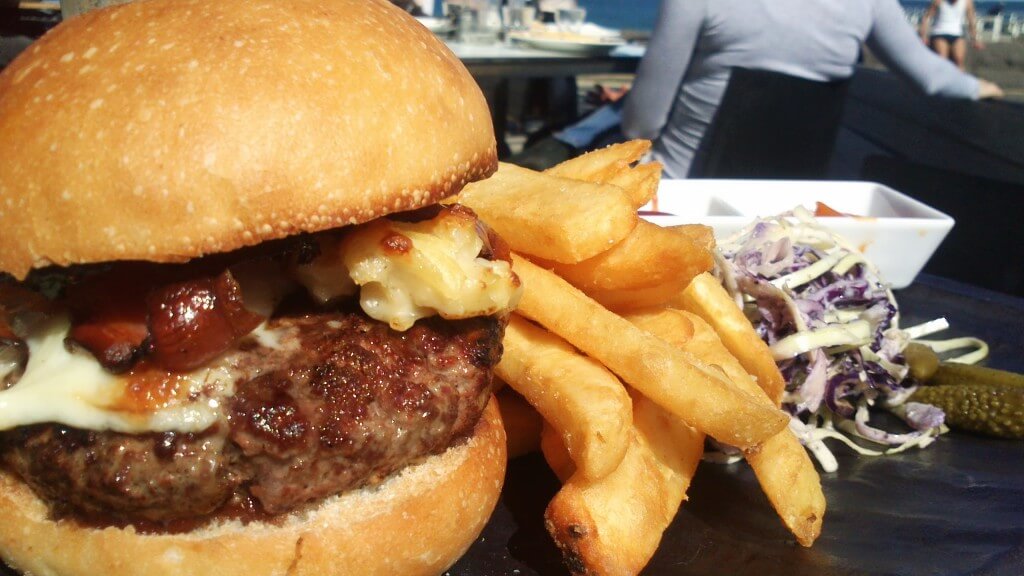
[457,162,636,263]
[543,391,703,576]
[676,272,787,405]
[544,140,651,183]
[511,254,788,449]
[497,314,633,480]
[626,308,825,547]
[669,224,716,254]
[543,141,658,209]
[604,161,662,209]
[479,140,829,574]
[540,220,714,312]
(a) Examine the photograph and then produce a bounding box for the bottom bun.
[0,397,506,576]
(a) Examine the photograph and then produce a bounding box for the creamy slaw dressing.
[717,207,985,471]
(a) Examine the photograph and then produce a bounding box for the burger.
[0,0,520,574]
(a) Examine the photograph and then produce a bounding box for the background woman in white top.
[920,0,982,71]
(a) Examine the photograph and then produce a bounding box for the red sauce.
[814,201,847,217]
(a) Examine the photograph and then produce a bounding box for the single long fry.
[457,163,636,264]
[626,308,825,547]
[544,391,703,576]
[669,224,716,254]
[605,161,662,209]
[676,272,787,405]
[497,314,632,480]
[543,220,713,311]
[512,254,787,449]
[743,431,825,547]
[544,140,651,182]
[586,282,695,313]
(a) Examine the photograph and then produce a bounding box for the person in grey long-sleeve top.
[621,0,1003,178]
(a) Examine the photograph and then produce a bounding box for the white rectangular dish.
[641,179,955,289]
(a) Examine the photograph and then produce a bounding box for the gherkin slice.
[912,384,1024,440]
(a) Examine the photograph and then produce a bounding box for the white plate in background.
[641,179,955,289]
[508,32,625,55]
[415,17,454,34]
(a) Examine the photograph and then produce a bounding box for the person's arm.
[965,0,984,49]
[620,0,706,140]
[867,0,991,98]
[919,0,939,43]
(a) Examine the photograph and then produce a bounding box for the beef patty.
[0,308,503,526]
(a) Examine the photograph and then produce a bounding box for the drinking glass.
[502,4,537,33]
[555,7,586,34]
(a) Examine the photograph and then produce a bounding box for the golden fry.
[497,314,633,480]
[512,254,788,449]
[744,432,825,547]
[495,385,544,459]
[676,272,787,405]
[626,308,825,547]
[586,282,695,314]
[544,220,713,311]
[605,161,663,209]
[457,162,636,263]
[668,224,716,254]
[544,140,651,182]
[544,391,703,576]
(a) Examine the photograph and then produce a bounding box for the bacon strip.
[0,318,16,342]
[67,269,152,373]
[147,270,264,372]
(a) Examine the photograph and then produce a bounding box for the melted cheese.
[340,212,522,331]
[0,318,288,433]
[0,211,520,433]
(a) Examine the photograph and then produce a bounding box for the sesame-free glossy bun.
[0,398,506,576]
[0,0,497,279]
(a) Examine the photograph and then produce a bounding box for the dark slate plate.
[447,275,1024,576]
[4,275,1023,575]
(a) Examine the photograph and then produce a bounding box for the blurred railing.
[904,8,1023,41]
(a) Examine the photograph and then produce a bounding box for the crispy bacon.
[147,270,264,372]
[66,267,154,373]
[66,265,265,373]
[0,318,15,343]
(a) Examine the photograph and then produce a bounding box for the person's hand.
[972,39,985,50]
[600,85,629,103]
[584,84,630,106]
[977,79,1004,99]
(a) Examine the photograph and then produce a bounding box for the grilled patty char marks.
[0,308,502,526]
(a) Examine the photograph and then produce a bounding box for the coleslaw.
[715,207,985,472]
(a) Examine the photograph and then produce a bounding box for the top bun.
[0,0,497,279]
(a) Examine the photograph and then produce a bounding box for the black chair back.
[689,68,850,179]
[862,155,1024,297]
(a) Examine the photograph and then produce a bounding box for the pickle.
[928,362,1024,389]
[903,343,940,382]
[911,384,1024,439]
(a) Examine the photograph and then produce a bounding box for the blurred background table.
[447,39,642,157]
[448,40,642,79]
